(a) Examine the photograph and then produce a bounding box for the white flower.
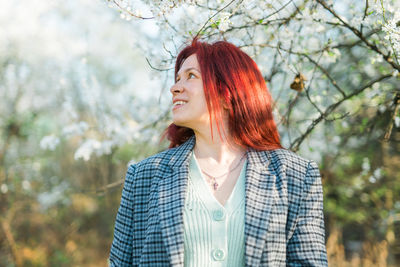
[315,25,325,33]
[350,16,363,27]
[74,139,102,161]
[361,157,370,175]
[310,95,322,103]
[382,15,400,55]
[1,184,8,194]
[369,175,377,183]
[62,121,89,137]
[37,181,69,210]
[62,99,78,120]
[332,135,341,145]
[99,140,114,155]
[22,180,31,191]
[370,53,384,64]
[395,116,400,128]
[217,12,232,32]
[373,168,382,179]
[74,138,116,161]
[322,48,341,63]
[40,135,60,151]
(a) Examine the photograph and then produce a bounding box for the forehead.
[178,54,199,74]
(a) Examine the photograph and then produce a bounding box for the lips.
[172,100,188,110]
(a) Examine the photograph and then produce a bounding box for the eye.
[188,73,196,79]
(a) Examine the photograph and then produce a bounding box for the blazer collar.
[158,135,277,267]
[167,135,196,169]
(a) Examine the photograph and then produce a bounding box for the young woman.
[109,39,328,266]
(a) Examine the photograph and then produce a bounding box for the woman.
[109,38,328,266]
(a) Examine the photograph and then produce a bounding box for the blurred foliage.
[0,128,162,266]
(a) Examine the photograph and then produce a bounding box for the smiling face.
[170,54,210,131]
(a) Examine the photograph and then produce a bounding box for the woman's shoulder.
[129,135,195,172]
[265,148,320,179]
[268,148,312,166]
[122,148,178,188]
[265,149,322,202]
[129,147,177,171]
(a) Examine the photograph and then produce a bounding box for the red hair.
[163,38,282,150]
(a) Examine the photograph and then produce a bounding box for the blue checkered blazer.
[109,135,328,266]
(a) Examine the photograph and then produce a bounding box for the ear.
[219,92,230,110]
[220,99,229,110]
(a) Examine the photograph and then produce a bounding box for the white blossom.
[373,168,383,179]
[369,175,377,183]
[1,184,8,194]
[370,53,384,65]
[310,95,322,103]
[218,12,233,32]
[22,180,31,191]
[74,139,102,161]
[395,116,400,128]
[361,157,370,175]
[37,181,69,210]
[62,121,89,137]
[40,135,60,151]
[322,48,341,63]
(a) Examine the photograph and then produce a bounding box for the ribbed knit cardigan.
[183,152,247,267]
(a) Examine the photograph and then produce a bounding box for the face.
[170,54,210,130]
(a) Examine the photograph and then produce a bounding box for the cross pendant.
[213,181,218,191]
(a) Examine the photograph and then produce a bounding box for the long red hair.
[163,38,282,150]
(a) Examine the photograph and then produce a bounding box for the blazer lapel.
[245,148,277,267]
[158,136,195,266]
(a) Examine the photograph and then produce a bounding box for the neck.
[193,127,246,165]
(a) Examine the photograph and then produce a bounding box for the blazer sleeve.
[109,164,137,266]
[286,160,328,266]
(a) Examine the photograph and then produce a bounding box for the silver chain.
[199,153,246,191]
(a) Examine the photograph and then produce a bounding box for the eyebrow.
[176,67,200,79]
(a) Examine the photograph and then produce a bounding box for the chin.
[173,119,197,131]
[172,117,188,127]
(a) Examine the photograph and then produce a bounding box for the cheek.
[191,98,208,115]
[196,92,208,110]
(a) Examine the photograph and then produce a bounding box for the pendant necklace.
[200,153,246,191]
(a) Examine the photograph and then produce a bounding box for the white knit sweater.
[183,152,246,267]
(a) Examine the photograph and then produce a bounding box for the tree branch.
[111,0,154,20]
[195,0,241,37]
[290,73,393,151]
[384,91,400,141]
[315,0,400,71]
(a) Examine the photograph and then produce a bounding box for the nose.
[170,82,183,95]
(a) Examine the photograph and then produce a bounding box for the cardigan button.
[212,210,225,221]
[212,248,225,261]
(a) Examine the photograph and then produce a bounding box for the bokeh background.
[0,0,399,266]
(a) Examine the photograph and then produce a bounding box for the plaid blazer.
[109,136,328,266]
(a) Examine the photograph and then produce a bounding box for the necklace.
[199,153,246,191]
